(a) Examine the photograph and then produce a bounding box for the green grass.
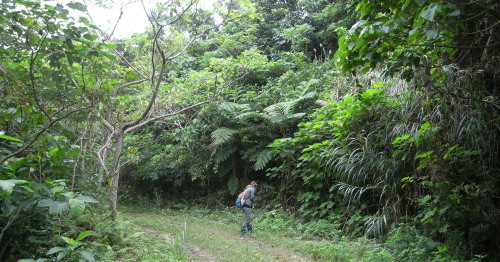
[114,206,398,262]
[122,209,311,261]
[99,215,189,261]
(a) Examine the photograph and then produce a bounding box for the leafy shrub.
[385,224,454,262]
[103,228,188,262]
[304,237,394,262]
[297,219,341,240]
[254,209,291,232]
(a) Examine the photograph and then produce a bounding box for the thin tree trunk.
[0,208,20,245]
[97,133,110,189]
[108,130,124,221]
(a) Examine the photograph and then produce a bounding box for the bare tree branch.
[125,100,209,133]
[120,78,149,88]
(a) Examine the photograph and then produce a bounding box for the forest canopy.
[1,0,499,261]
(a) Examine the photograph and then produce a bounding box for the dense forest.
[1,0,499,261]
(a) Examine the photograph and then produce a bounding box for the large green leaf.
[65,149,81,157]
[75,195,98,203]
[421,3,440,21]
[56,250,70,261]
[75,230,94,242]
[38,199,55,207]
[48,201,69,214]
[0,179,27,196]
[79,251,95,262]
[0,180,16,196]
[51,185,65,194]
[0,134,23,142]
[61,236,75,245]
[47,247,66,255]
[69,198,86,217]
[66,2,87,12]
[49,148,59,156]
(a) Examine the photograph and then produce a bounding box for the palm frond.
[364,211,388,238]
[334,181,381,207]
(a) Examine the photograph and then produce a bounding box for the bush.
[304,237,394,262]
[385,224,457,262]
[297,219,341,240]
[254,209,294,232]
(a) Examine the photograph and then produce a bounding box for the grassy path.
[124,210,315,261]
[134,226,218,261]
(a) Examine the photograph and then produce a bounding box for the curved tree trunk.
[108,130,124,221]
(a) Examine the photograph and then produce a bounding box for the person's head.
[250,181,258,189]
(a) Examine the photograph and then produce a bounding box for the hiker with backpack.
[237,181,258,238]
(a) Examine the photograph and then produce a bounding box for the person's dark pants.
[241,207,252,233]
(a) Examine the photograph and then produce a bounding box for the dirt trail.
[135,226,218,262]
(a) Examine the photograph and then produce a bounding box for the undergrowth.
[118,205,482,262]
[102,218,188,261]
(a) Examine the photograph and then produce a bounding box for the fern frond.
[214,161,232,176]
[268,112,307,123]
[237,112,272,121]
[253,149,273,171]
[210,127,238,147]
[264,92,317,117]
[294,80,320,98]
[212,144,237,164]
[264,101,291,116]
[219,102,252,114]
[290,112,307,119]
[227,176,238,195]
[297,91,317,101]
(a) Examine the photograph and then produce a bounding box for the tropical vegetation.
[1,0,498,261]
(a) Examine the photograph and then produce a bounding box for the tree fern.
[210,127,238,147]
[294,79,320,98]
[219,102,253,114]
[264,101,291,116]
[227,175,238,195]
[264,92,316,117]
[253,149,273,171]
[237,112,271,122]
[269,112,307,123]
[212,144,236,163]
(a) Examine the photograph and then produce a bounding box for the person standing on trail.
[240,181,258,238]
